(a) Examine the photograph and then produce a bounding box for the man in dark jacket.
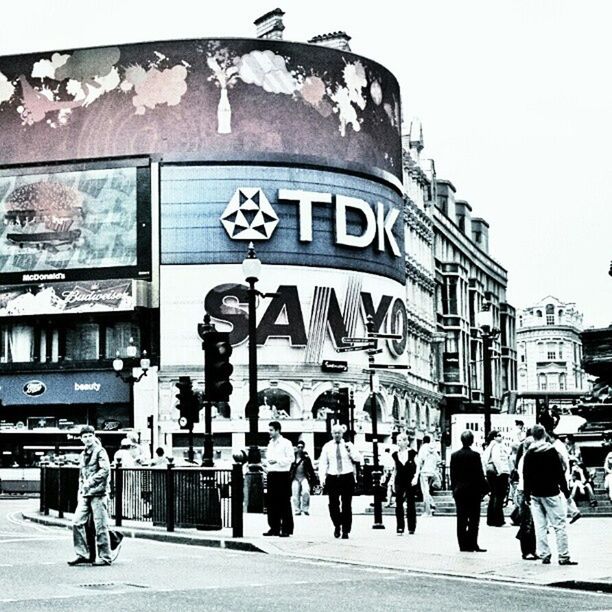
[450,430,489,552]
[523,424,577,565]
[68,425,112,566]
[289,441,317,516]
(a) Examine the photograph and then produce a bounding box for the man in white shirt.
[264,421,295,537]
[417,436,440,516]
[318,424,362,539]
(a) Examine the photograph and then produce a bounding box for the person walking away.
[263,421,294,537]
[551,432,581,523]
[68,426,113,566]
[523,424,578,565]
[392,433,419,535]
[319,424,362,539]
[482,430,510,526]
[515,438,537,560]
[290,441,317,516]
[450,430,488,552]
[417,436,440,516]
[604,449,612,502]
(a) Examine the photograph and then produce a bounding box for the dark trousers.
[454,491,482,551]
[395,483,417,533]
[266,471,293,535]
[486,472,509,526]
[326,473,354,534]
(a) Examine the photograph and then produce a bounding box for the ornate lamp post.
[475,306,500,440]
[113,337,150,434]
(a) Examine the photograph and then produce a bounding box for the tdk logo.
[220,187,400,257]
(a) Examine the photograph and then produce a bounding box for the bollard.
[57,457,64,519]
[39,459,47,515]
[371,469,385,529]
[231,463,244,538]
[115,457,123,527]
[166,458,175,532]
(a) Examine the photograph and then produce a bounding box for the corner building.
[0,29,440,461]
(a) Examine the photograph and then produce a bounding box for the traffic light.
[175,376,199,429]
[204,332,233,402]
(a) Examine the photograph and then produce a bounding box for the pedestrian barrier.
[39,460,244,537]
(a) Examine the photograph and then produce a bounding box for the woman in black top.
[392,433,420,534]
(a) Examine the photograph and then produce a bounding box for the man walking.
[523,424,578,565]
[417,435,440,515]
[263,421,294,537]
[318,424,362,539]
[68,425,113,566]
[450,430,489,552]
[290,441,317,516]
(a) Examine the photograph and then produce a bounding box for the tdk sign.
[221,188,401,257]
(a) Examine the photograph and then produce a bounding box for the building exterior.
[517,296,588,393]
[0,14,447,465]
[430,177,517,448]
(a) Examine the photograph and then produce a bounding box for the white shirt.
[265,435,294,472]
[318,440,362,482]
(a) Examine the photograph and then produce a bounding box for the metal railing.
[40,459,244,537]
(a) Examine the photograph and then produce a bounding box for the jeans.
[72,495,111,563]
[419,473,436,515]
[530,494,570,561]
[291,478,311,513]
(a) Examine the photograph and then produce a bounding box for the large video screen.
[0,161,151,284]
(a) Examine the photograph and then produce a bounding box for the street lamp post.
[113,337,150,437]
[242,242,262,436]
[476,306,500,440]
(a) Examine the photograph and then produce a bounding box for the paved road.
[1,499,610,611]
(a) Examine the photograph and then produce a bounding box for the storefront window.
[105,323,140,358]
[65,323,99,361]
[0,324,35,363]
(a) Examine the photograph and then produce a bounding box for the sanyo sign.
[220,187,401,257]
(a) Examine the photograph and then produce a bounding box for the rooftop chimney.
[308,31,352,52]
[254,8,285,40]
[409,118,424,155]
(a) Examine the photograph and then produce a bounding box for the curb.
[21,512,266,554]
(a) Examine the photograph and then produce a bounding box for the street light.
[242,242,262,435]
[476,306,500,440]
[113,337,150,433]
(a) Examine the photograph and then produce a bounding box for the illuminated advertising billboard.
[0,160,151,284]
[0,39,401,182]
[160,264,409,370]
[161,165,405,283]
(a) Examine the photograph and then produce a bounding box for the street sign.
[367,364,411,370]
[321,359,349,372]
[367,332,403,340]
[336,345,371,352]
[366,348,383,355]
[342,336,372,344]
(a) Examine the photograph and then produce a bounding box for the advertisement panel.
[161,165,405,283]
[160,264,409,369]
[0,39,401,181]
[0,161,151,284]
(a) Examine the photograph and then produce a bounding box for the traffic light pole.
[203,399,214,467]
[247,278,258,435]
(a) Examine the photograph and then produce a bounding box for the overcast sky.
[1,0,610,327]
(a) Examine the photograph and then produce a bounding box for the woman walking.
[392,433,419,535]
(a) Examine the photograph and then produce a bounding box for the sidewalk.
[23,496,612,591]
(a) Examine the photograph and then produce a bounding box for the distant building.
[517,296,588,392]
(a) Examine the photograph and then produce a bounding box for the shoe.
[263,530,280,537]
[473,547,487,552]
[334,526,341,539]
[541,556,551,565]
[67,557,90,566]
[397,528,404,535]
[303,511,309,516]
[92,560,111,566]
[569,512,581,524]
[295,511,302,516]
[408,531,415,535]
[559,558,578,566]
[522,554,538,561]
[341,533,349,539]
[279,533,290,538]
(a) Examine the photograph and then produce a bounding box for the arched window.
[546,304,555,325]
[257,388,297,420]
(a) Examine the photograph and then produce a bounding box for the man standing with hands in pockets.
[319,424,362,539]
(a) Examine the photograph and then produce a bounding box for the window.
[546,304,555,325]
[560,373,566,390]
[547,342,556,360]
[0,324,35,363]
[538,373,547,390]
[65,323,99,361]
[106,323,141,358]
[559,342,564,359]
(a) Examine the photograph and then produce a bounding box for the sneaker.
[110,540,123,563]
[341,533,349,539]
[541,556,551,565]
[67,557,90,566]
[569,512,581,524]
[92,560,111,566]
[559,558,579,566]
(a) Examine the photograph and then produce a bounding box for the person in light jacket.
[482,430,510,526]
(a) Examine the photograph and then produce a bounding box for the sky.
[0,0,610,327]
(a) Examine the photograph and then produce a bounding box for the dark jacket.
[522,440,569,498]
[450,447,488,498]
[78,440,111,497]
[392,449,418,488]
[289,452,317,485]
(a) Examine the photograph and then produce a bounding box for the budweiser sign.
[62,282,131,310]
